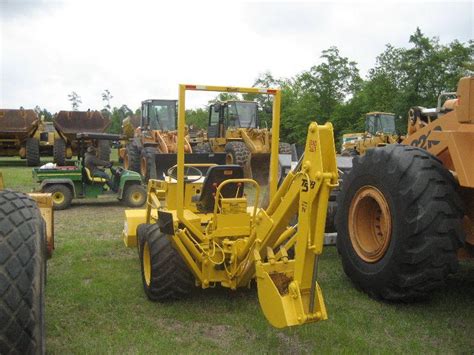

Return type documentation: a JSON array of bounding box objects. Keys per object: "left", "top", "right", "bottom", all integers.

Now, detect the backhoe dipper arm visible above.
[{"left": 239, "top": 122, "right": 338, "bottom": 328}]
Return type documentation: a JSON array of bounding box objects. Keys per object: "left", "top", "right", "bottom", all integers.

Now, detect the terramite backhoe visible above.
[{"left": 123, "top": 85, "right": 339, "bottom": 328}]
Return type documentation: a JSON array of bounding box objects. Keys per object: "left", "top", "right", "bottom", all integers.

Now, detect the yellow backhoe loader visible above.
[
  {"left": 122, "top": 84, "right": 338, "bottom": 328},
  {"left": 336, "top": 76, "right": 474, "bottom": 301}
]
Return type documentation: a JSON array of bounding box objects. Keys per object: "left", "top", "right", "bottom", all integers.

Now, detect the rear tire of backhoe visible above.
[
  {"left": 136, "top": 223, "right": 152, "bottom": 256},
  {"left": 26, "top": 138, "right": 40, "bottom": 166},
  {"left": 139, "top": 225, "right": 194, "bottom": 301},
  {"left": 53, "top": 138, "right": 67, "bottom": 166},
  {"left": 336, "top": 145, "right": 465, "bottom": 301},
  {"left": 0, "top": 190, "right": 46, "bottom": 354},
  {"left": 125, "top": 144, "right": 140, "bottom": 173},
  {"left": 97, "top": 140, "right": 111, "bottom": 161}
]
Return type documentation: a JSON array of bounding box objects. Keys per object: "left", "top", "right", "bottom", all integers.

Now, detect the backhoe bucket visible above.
[{"left": 254, "top": 250, "right": 327, "bottom": 328}]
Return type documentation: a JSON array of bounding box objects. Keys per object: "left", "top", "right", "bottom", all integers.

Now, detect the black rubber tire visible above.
[
  {"left": 193, "top": 142, "right": 212, "bottom": 153},
  {"left": 225, "top": 141, "right": 250, "bottom": 166},
  {"left": 0, "top": 190, "right": 46, "bottom": 354},
  {"left": 140, "top": 147, "right": 157, "bottom": 181},
  {"left": 26, "top": 137, "right": 40, "bottom": 166},
  {"left": 136, "top": 223, "right": 153, "bottom": 256},
  {"left": 53, "top": 138, "right": 67, "bottom": 166},
  {"left": 97, "top": 140, "right": 111, "bottom": 161},
  {"left": 139, "top": 224, "right": 194, "bottom": 301},
  {"left": 336, "top": 145, "right": 465, "bottom": 301},
  {"left": 278, "top": 142, "right": 292, "bottom": 154},
  {"left": 43, "top": 184, "right": 73, "bottom": 210},
  {"left": 122, "top": 184, "right": 146, "bottom": 208},
  {"left": 126, "top": 144, "right": 141, "bottom": 173}
]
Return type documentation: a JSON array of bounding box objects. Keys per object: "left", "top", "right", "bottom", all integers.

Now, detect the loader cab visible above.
[
  {"left": 365, "top": 112, "right": 396, "bottom": 135},
  {"left": 141, "top": 99, "right": 177, "bottom": 132},
  {"left": 207, "top": 101, "right": 259, "bottom": 138}
]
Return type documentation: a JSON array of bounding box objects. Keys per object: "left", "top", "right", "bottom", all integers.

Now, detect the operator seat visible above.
[
  {"left": 195, "top": 165, "right": 244, "bottom": 213},
  {"left": 84, "top": 167, "right": 107, "bottom": 184}
]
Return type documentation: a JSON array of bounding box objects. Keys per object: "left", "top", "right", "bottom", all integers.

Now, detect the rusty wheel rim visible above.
[
  {"left": 140, "top": 156, "right": 147, "bottom": 176},
  {"left": 349, "top": 186, "right": 392, "bottom": 263}
]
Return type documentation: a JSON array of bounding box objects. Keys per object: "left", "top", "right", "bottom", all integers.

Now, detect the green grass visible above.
[{"left": 2, "top": 159, "right": 474, "bottom": 353}]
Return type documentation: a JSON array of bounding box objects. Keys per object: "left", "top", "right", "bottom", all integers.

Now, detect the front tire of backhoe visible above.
[
  {"left": 140, "top": 225, "right": 194, "bottom": 302},
  {"left": 336, "top": 145, "right": 465, "bottom": 301},
  {"left": 0, "top": 190, "right": 46, "bottom": 354}
]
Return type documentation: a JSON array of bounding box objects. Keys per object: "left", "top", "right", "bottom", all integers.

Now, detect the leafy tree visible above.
[
  {"left": 102, "top": 89, "right": 113, "bottom": 111},
  {"left": 68, "top": 91, "right": 82, "bottom": 111},
  {"left": 186, "top": 108, "right": 208, "bottom": 129},
  {"left": 33, "top": 106, "right": 53, "bottom": 121}
]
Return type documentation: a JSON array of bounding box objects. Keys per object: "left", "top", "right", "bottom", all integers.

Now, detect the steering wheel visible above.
[
  {"left": 167, "top": 165, "right": 203, "bottom": 183},
  {"left": 110, "top": 166, "right": 124, "bottom": 175}
]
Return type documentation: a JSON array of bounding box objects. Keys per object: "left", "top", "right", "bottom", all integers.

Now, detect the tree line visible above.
[{"left": 34, "top": 28, "right": 473, "bottom": 145}]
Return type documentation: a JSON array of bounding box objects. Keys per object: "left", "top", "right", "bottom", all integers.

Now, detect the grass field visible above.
[{"left": 2, "top": 156, "right": 474, "bottom": 353}]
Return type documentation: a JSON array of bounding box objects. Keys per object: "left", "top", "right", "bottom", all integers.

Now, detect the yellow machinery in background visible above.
[
  {"left": 195, "top": 100, "right": 292, "bottom": 183},
  {"left": 340, "top": 112, "right": 401, "bottom": 156},
  {"left": 123, "top": 85, "right": 338, "bottom": 328}
]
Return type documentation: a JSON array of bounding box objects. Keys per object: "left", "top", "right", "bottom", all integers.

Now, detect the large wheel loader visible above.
[
  {"left": 122, "top": 99, "right": 222, "bottom": 181},
  {"left": 122, "top": 84, "right": 339, "bottom": 328},
  {"left": 0, "top": 108, "right": 44, "bottom": 166},
  {"left": 196, "top": 100, "right": 292, "bottom": 184},
  {"left": 340, "top": 112, "right": 402, "bottom": 156},
  {"left": 336, "top": 76, "right": 474, "bottom": 301},
  {"left": 53, "top": 110, "right": 111, "bottom": 165},
  {"left": 0, "top": 172, "right": 54, "bottom": 354}
]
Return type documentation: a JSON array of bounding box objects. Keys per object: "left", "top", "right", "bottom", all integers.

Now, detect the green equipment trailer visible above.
[{"left": 33, "top": 132, "right": 146, "bottom": 210}]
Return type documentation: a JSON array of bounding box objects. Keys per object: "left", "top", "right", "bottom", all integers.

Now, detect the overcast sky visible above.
[{"left": 1, "top": 0, "right": 472, "bottom": 112}]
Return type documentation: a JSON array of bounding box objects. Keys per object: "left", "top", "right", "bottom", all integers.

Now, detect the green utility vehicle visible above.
[{"left": 33, "top": 133, "right": 146, "bottom": 210}]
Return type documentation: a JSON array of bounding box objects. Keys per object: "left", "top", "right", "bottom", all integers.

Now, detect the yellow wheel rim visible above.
[
  {"left": 348, "top": 186, "right": 392, "bottom": 263},
  {"left": 52, "top": 191, "right": 65, "bottom": 205},
  {"left": 131, "top": 191, "right": 142, "bottom": 203},
  {"left": 226, "top": 153, "right": 234, "bottom": 165},
  {"left": 143, "top": 241, "right": 151, "bottom": 286}
]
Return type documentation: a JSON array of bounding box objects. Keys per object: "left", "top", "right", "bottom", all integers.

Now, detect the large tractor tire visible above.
[
  {"left": 136, "top": 223, "right": 153, "bottom": 256},
  {"left": 336, "top": 145, "right": 465, "bottom": 301},
  {"left": 225, "top": 141, "right": 250, "bottom": 166},
  {"left": 139, "top": 224, "right": 194, "bottom": 301},
  {"left": 43, "top": 184, "right": 73, "bottom": 210},
  {"left": 193, "top": 142, "right": 212, "bottom": 153},
  {"left": 97, "top": 140, "right": 111, "bottom": 161},
  {"left": 122, "top": 184, "right": 146, "bottom": 208},
  {"left": 125, "top": 144, "right": 140, "bottom": 173},
  {"left": 140, "top": 147, "right": 158, "bottom": 181},
  {"left": 26, "top": 137, "right": 40, "bottom": 166},
  {"left": 53, "top": 138, "right": 67, "bottom": 166},
  {"left": 0, "top": 190, "right": 46, "bottom": 354}
]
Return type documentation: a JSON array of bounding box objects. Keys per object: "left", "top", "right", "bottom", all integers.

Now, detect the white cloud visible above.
[{"left": 1, "top": 0, "right": 472, "bottom": 112}]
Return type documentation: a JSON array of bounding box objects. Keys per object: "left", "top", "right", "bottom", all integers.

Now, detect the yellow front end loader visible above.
[{"left": 123, "top": 84, "right": 338, "bottom": 328}]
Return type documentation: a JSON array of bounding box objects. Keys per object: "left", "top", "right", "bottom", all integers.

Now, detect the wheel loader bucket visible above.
[
  {"left": 153, "top": 153, "right": 227, "bottom": 179},
  {"left": 249, "top": 154, "right": 270, "bottom": 185},
  {"left": 54, "top": 111, "right": 110, "bottom": 141},
  {"left": 0, "top": 109, "right": 38, "bottom": 138},
  {"left": 254, "top": 249, "right": 328, "bottom": 328}
]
